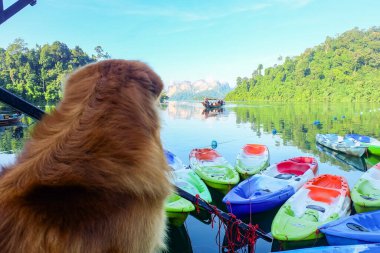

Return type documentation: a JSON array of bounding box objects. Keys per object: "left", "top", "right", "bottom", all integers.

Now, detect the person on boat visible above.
[{"left": 204, "top": 98, "right": 210, "bottom": 107}]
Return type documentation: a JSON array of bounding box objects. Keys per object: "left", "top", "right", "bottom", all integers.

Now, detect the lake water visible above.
[{"left": 1, "top": 101, "right": 380, "bottom": 252}]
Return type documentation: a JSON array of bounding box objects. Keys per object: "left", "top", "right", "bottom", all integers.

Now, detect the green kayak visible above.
[
  {"left": 189, "top": 148, "right": 240, "bottom": 192},
  {"left": 234, "top": 144, "right": 270, "bottom": 179},
  {"left": 272, "top": 174, "right": 351, "bottom": 241},
  {"left": 165, "top": 168, "right": 212, "bottom": 224},
  {"left": 352, "top": 162, "right": 380, "bottom": 213},
  {"left": 369, "top": 146, "right": 380, "bottom": 156}
]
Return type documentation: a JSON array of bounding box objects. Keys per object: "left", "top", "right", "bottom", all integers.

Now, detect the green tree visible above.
[
  {"left": 0, "top": 39, "right": 102, "bottom": 104},
  {"left": 257, "top": 64, "right": 263, "bottom": 76},
  {"left": 226, "top": 27, "right": 380, "bottom": 102},
  {"left": 93, "top": 46, "right": 111, "bottom": 61}
]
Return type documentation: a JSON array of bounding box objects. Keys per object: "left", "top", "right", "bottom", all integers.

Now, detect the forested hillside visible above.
[
  {"left": 226, "top": 27, "right": 380, "bottom": 102},
  {"left": 0, "top": 39, "right": 110, "bottom": 104}
]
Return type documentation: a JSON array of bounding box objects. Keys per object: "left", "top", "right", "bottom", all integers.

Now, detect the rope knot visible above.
[{"left": 194, "top": 194, "right": 200, "bottom": 214}]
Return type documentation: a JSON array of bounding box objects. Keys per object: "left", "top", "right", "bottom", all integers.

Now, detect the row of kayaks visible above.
[
  {"left": 164, "top": 145, "right": 269, "bottom": 224},
  {"left": 164, "top": 145, "right": 271, "bottom": 223},
  {"left": 164, "top": 146, "right": 380, "bottom": 247},
  {"left": 316, "top": 133, "right": 380, "bottom": 157}
]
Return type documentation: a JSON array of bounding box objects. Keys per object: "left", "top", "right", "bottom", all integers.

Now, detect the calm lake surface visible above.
[{"left": 1, "top": 101, "right": 380, "bottom": 252}]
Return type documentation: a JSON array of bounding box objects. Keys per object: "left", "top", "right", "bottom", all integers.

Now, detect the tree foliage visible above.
[
  {"left": 231, "top": 101, "right": 380, "bottom": 169},
  {"left": 0, "top": 39, "right": 109, "bottom": 104},
  {"left": 226, "top": 27, "right": 380, "bottom": 102}
]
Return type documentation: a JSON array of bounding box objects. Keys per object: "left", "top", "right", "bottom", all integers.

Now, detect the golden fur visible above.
[{"left": 0, "top": 60, "right": 172, "bottom": 253}]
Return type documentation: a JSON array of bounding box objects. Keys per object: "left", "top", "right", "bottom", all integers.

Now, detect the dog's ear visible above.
[
  {"left": 97, "top": 60, "right": 163, "bottom": 98},
  {"left": 131, "top": 68, "right": 163, "bottom": 97},
  {"left": 122, "top": 61, "right": 163, "bottom": 98},
  {"left": 99, "top": 61, "right": 113, "bottom": 78}
]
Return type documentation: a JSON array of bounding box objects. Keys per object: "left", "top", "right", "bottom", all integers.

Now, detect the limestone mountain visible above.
[{"left": 167, "top": 80, "right": 231, "bottom": 101}]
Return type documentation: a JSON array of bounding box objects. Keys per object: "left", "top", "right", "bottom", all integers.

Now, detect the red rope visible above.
[
  {"left": 205, "top": 203, "right": 260, "bottom": 253},
  {"left": 226, "top": 200, "right": 233, "bottom": 213},
  {"left": 313, "top": 229, "right": 321, "bottom": 245},
  {"left": 247, "top": 224, "right": 259, "bottom": 252},
  {"left": 195, "top": 194, "right": 200, "bottom": 214}
]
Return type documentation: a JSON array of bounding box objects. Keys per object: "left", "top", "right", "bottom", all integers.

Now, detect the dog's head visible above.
[
  {"left": 27, "top": 60, "right": 166, "bottom": 164},
  {"left": 62, "top": 59, "right": 163, "bottom": 112},
  {"left": 7, "top": 60, "right": 170, "bottom": 202},
  {"left": 52, "top": 60, "right": 164, "bottom": 136}
]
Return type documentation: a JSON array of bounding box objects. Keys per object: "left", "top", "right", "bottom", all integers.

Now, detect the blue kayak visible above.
[
  {"left": 223, "top": 157, "right": 318, "bottom": 217},
  {"left": 346, "top": 133, "right": 372, "bottom": 143},
  {"left": 223, "top": 175, "right": 296, "bottom": 215},
  {"left": 319, "top": 210, "right": 380, "bottom": 245},
  {"left": 276, "top": 243, "right": 380, "bottom": 253}
]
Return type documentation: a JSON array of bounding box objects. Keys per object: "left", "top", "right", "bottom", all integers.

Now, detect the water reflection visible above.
[
  {"left": 366, "top": 154, "right": 380, "bottom": 167},
  {"left": 231, "top": 102, "right": 380, "bottom": 160},
  {"left": 163, "top": 101, "right": 229, "bottom": 120},
  {"left": 0, "top": 124, "right": 28, "bottom": 153},
  {"left": 159, "top": 102, "right": 169, "bottom": 111},
  {"left": 167, "top": 224, "right": 193, "bottom": 253},
  {"left": 202, "top": 108, "right": 226, "bottom": 119},
  {"left": 165, "top": 102, "right": 200, "bottom": 120},
  {"left": 316, "top": 143, "right": 367, "bottom": 172}
]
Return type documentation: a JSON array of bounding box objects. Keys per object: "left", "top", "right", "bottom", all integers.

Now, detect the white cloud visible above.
[{"left": 276, "top": 0, "right": 312, "bottom": 8}]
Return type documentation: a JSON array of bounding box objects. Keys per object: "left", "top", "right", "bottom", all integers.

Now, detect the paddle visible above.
[{"left": 0, "top": 87, "right": 273, "bottom": 244}]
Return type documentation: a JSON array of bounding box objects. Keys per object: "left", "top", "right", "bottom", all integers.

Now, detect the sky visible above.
[{"left": 1, "top": 0, "right": 380, "bottom": 88}]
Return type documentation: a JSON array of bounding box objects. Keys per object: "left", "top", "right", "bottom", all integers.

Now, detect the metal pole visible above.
[
  {"left": 0, "top": 87, "right": 44, "bottom": 120},
  {"left": 0, "top": 0, "right": 37, "bottom": 25}
]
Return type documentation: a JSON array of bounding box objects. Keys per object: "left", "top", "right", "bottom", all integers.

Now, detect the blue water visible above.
[
  {"left": 160, "top": 102, "right": 380, "bottom": 253},
  {"left": 2, "top": 101, "right": 380, "bottom": 252}
]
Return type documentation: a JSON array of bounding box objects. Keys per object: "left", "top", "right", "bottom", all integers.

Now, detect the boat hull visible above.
[
  {"left": 316, "top": 134, "right": 366, "bottom": 157},
  {"left": 223, "top": 176, "right": 296, "bottom": 216},
  {"left": 0, "top": 114, "right": 23, "bottom": 126},
  {"left": 319, "top": 210, "right": 380, "bottom": 246}
]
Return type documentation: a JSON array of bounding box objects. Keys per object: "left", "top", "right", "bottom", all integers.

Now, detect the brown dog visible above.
[{"left": 0, "top": 60, "right": 172, "bottom": 253}]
